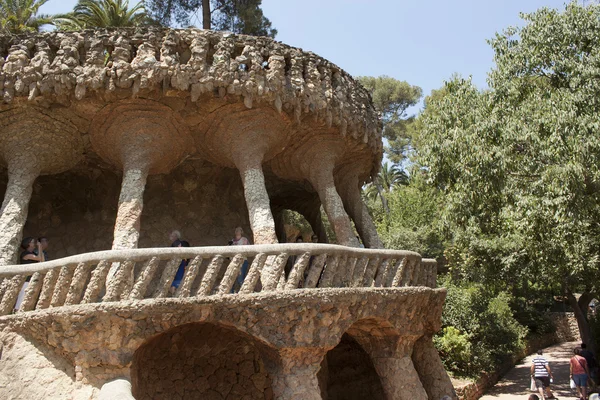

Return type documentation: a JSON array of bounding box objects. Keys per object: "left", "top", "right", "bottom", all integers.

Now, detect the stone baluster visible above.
[
  {"left": 64, "top": 262, "right": 91, "bottom": 305},
  {"left": 105, "top": 260, "right": 136, "bottom": 301},
  {"left": 217, "top": 254, "right": 245, "bottom": 294},
  {"left": 50, "top": 265, "right": 76, "bottom": 307},
  {"left": 176, "top": 255, "right": 202, "bottom": 298},
  {"left": 384, "top": 258, "right": 402, "bottom": 287},
  {"left": 18, "top": 271, "right": 44, "bottom": 311},
  {"left": 374, "top": 258, "right": 392, "bottom": 287},
  {"left": 361, "top": 256, "right": 382, "bottom": 287},
  {"left": 304, "top": 253, "right": 327, "bottom": 288},
  {"left": 153, "top": 258, "right": 183, "bottom": 298},
  {"left": 239, "top": 253, "right": 268, "bottom": 294},
  {"left": 392, "top": 258, "right": 408, "bottom": 287},
  {"left": 129, "top": 257, "right": 160, "bottom": 300},
  {"left": 260, "top": 253, "right": 288, "bottom": 291},
  {"left": 351, "top": 256, "right": 370, "bottom": 287},
  {"left": 318, "top": 254, "right": 340, "bottom": 288},
  {"left": 36, "top": 268, "right": 59, "bottom": 309},
  {"left": 197, "top": 255, "right": 225, "bottom": 296},
  {"left": 82, "top": 260, "right": 111, "bottom": 303},
  {"left": 0, "top": 275, "right": 26, "bottom": 315},
  {"left": 285, "top": 252, "right": 311, "bottom": 290},
  {"left": 264, "top": 348, "right": 326, "bottom": 400}
]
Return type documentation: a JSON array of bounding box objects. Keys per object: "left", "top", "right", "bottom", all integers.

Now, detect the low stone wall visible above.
[
  {"left": 548, "top": 312, "right": 580, "bottom": 342},
  {"left": 455, "top": 312, "right": 579, "bottom": 400}
]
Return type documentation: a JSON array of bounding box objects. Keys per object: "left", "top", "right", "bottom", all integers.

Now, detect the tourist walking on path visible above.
[
  {"left": 580, "top": 343, "right": 598, "bottom": 388},
  {"left": 531, "top": 349, "right": 556, "bottom": 400},
  {"left": 570, "top": 347, "right": 590, "bottom": 400},
  {"left": 480, "top": 341, "right": 585, "bottom": 400}
]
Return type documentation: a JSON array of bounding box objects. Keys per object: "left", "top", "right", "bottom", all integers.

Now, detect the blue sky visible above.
[{"left": 41, "top": 0, "right": 570, "bottom": 112}]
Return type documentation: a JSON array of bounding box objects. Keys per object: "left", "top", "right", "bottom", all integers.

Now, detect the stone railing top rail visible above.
[
  {"left": 0, "top": 28, "right": 383, "bottom": 168},
  {"left": 0, "top": 244, "right": 437, "bottom": 316},
  {"left": 0, "top": 243, "right": 420, "bottom": 277}
]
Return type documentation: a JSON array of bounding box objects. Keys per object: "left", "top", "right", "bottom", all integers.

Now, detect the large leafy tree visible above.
[
  {"left": 53, "top": 0, "right": 149, "bottom": 30},
  {"left": 358, "top": 76, "right": 422, "bottom": 164},
  {"left": 145, "top": 0, "right": 276, "bottom": 37},
  {"left": 417, "top": 2, "right": 600, "bottom": 350},
  {"left": 0, "top": 0, "right": 53, "bottom": 34}
]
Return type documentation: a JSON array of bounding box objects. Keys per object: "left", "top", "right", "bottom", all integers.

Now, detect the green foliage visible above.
[
  {"left": 436, "top": 280, "right": 528, "bottom": 377},
  {"left": 145, "top": 0, "right": 276, "bottom": 37},
  {"left": 53, "top": 0, "right": 149, "bottom": 30},
  {"left": 433, "top": 327, "right": 472, "bottom": 373},
  {"left": 416, "top": 2, "right": 600, "bottom": 299},
  {"left": 0, "top": 0, "right": 53, "bottom": 34},
  {"left": 368, "top": 177, "right": 445, "bottom": 258},
  {"left": 363, "top": 161, "right": 408, "bottom": 208},
  {"left": 358, "top": 76, "right": 422, "bottom": 163}
]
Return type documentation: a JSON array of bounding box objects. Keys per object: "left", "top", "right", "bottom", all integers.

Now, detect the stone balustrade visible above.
[{"left": 0, "top": 244, "right": 436, "bottom": 316}]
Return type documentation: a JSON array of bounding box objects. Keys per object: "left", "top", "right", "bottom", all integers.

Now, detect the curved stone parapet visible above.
[{"left": 0, "top": 244, "right": 436, "bottom": 315}]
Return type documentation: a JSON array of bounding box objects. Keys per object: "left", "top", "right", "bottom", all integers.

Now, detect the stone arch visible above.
[
  {"left": 319, "top": 317, "right": 429, "bottom": 400},
  {"left": 130, "top": 322, "right": 276, "bottom": 400},
  {"left": 317, "top": 317, "right": 395, "bottom": 400}
]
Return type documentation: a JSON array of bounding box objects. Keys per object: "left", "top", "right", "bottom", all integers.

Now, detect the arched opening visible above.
[
  {"left": 318, "top": 324, "right": 387, "bottom": 400},
  {"left": 131, "top": 322, "right": 274, "bottom": 400}
]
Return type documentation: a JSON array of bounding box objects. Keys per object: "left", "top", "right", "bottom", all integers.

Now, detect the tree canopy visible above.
[
  {"left": 53, "top": 0, "right": 149, "bottom": 30},
  {"left": 416, "top": 2, "right": 600, "bottom": 348},
  {"left": 145, "top": 0, "right": 276, "bottom": 37},
  {"left": 358, "top": 76, "right": 422, "bottom": 164},
  {"left": 0, "top": 0, "right": 53, "bottom": 34}
]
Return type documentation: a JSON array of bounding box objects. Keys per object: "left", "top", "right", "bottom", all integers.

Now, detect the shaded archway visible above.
[
  {"left": 318, "top": 332, "right": 385, "bottom": 400},
  {"left": 131, "top": 322, "right": 274, "bottom": 400}
]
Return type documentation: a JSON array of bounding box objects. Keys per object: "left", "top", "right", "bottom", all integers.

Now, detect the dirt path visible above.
[{"left": 480, "top": 341, "right": 590, "bottom": 400}]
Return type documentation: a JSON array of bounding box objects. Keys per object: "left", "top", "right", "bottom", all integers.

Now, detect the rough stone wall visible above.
[
  {"left": 132, "top": 323, "right": 272, "bottom": 400},
  {"left": 548, "top": 312, "right": 580, "bottom": 342},
  {"left": 318, "top": 333, "right": 385, "bottom": 400},
  {"left": 0, "top": 332, "right": 83, "bottom": 399},
  {"left": 8, "top": 159, "right": 250, "bottom": 258}
]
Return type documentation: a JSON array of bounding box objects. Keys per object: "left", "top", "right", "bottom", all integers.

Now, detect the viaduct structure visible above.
[{"left": 0, "top": 28, "right": 455, "bottom": 399}]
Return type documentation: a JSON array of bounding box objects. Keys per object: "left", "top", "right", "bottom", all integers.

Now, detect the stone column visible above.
[
  {"left": 233, "top": 152, "right": 278, "bottom": 244},
  {"left": 352, "top": 334, "right": 428, "bottom": 400},
  {"left": 337, "top": 173, "right": 383, "bottom": 248},
  {"left": 111, "top": 160, "right": 149, "bottom": 250},
  {"left": 264, "top": 348, "right": 326, "bottom": 400},
  {"left": 309, "top": 162, "right": 358, "bottom": 247},
  {"left": 0, "top": 159, "right": 39, "bottom": 266},
  {"left": 412, "top": 335, "right": 457, "bottom": 400}
]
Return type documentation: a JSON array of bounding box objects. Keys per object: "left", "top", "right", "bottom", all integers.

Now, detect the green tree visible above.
[
  {"left": 417, "top": 2, "right": 600, "bottom": 350},
  {"left": 53, "top": 0, "right": 149, "bottom": 30},
  {"left": 358, "top": 76, "right": 422, "bottom": 164},
  {"left": 145, "top": 0, "right": 276, "bottom": 37},
  {"left": 0, "top": 0, "right": 53, "bottom": 34},
  {"left": 363, "top": 161, "right": 408, "bottom": 213}
]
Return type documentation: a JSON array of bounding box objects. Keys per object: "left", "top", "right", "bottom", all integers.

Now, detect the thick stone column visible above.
[
  {"left": 111, "top": 161, "right": 149, "bottom": 250},
  {"left": 233, "top": 152, "right": 278, "bottom": 244},
  {"left": 350, "top": 330, "right": 428, "bottom": 400},
  {"left": 412, "top": 335, "right": 457, "bottom": 400},
  {"left": 0, "top": 160, "right": 39, "bottom": 265},
  {"left": 337, "top": 170, "right": 383, "bottom": 248},
  {"left": 264, "top": 348, "right": 326, "bottom": 400}
]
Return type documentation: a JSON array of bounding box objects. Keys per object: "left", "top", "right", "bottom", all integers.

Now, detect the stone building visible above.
[{"left": 0, "top": 28, "right": 456, "bottom": 399}]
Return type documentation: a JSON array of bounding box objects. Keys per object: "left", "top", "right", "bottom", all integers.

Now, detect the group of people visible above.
[{"left": 530, "top": 343, "right": 598, "bottom": 400}]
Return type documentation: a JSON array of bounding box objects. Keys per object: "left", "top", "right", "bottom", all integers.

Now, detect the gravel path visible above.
[{"left": 480, "top": 341, "right": 591, "bottom": 400}]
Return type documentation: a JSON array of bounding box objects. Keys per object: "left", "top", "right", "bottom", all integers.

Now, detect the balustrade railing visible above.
[{"left": 0, "top": 244, "right": 437, "bottom": 316}]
